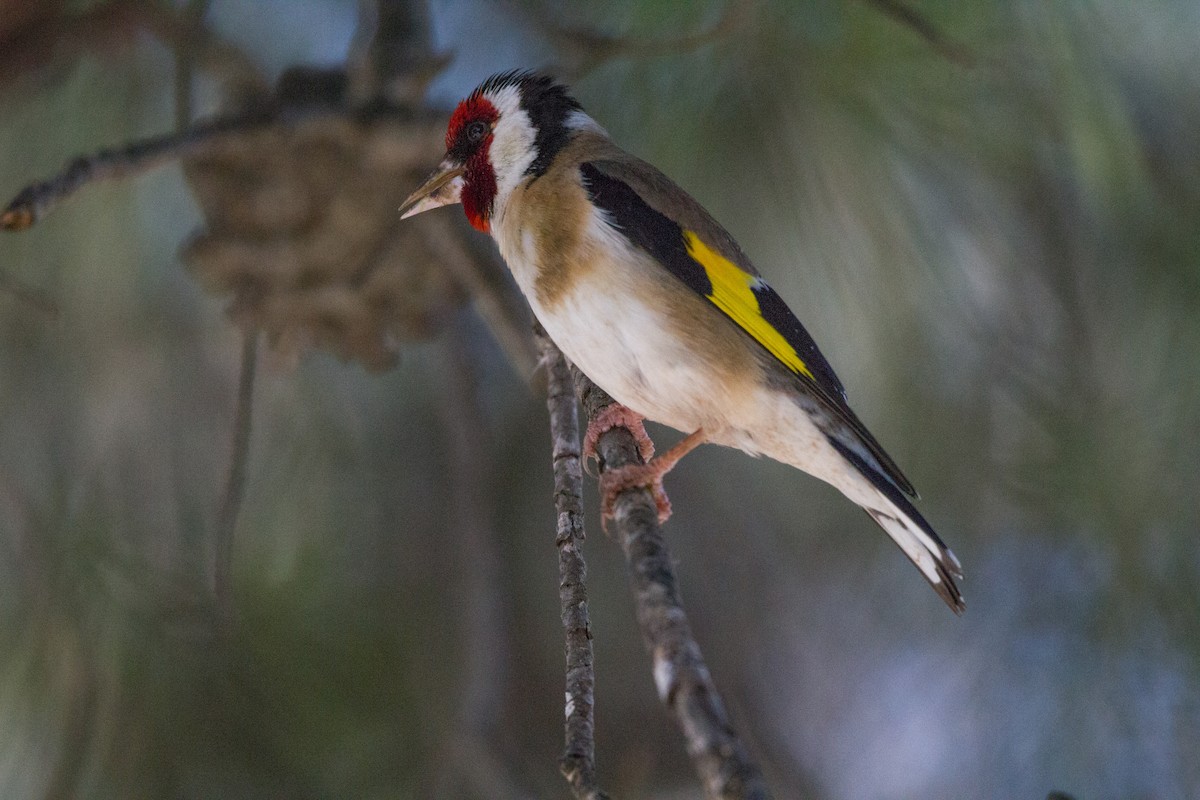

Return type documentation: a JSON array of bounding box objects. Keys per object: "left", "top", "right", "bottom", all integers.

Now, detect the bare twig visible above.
[
  {"left": 173, "top": 0, "right": 215, "bottom": 129},
  {"left": 174, "top": 0, "right": 246, "bottom": 632},
  {"left": 0, "top": 0, "right": 264, "bottom": 98},
  {"left": 535, "top": 326, "right": 609, "bottom": 800},
  {"left": 572, "top": 371, "right": 772, "bottom": 800},
  {"left": 506, "top": 0, "right": 750, "bottom": 78},
  {"left": 437, "top": 316, "right": 522, "bottom": 797},
  {"left": 1, "top": 112, "right": 274, "bottom": 231},
  {"left": 861, "top": 0, "right": 974, "bottom": 66},
  {"left": 142, "top": 1, "right": 267, "bottom": 100},
  {"left": 347, "top": 0, "right": 449, "bottom": 105},
  {"left": 213, "top": 329, "right": 259, "bottom": 630},
  {"left": 0, "top": 269, "right": 58, "bottom": 317}
]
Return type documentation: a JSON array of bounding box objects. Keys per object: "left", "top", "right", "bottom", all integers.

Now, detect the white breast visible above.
[
  {"left": 495, "top": 205, "right": 721, "bottom": 434},
  {"left": 547, "top": 277, "right": 710, "bottom": 431},
  {"left": 494, "top": 192, "right": 875, "bottom": 505}
]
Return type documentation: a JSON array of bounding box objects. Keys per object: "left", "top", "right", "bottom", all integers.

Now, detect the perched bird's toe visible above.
[
  {"left": 599, "top": 462, "right": 673, "bottom": 527},
  {"left": 582, "top": 403, "right": 655, "bottom": 468}
]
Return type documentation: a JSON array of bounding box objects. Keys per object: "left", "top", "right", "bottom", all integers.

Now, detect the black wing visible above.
[{"left": 580, "top": 159, "right": 918, "bottom": 498}]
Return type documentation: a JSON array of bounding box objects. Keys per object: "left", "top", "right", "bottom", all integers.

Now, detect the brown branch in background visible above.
[
  {"left": 535, "top": 326, "right": 609, "bottom": 800},
  {"left": 0, "top": 269, "right": 58, "bottom": 317},
  {"left": 0, "top": 112, "right": 274, "bottom": 231},
  {"left": 173, "top": 0, "right": 215, "bottom": 129},
  {"left": 506, "top": 0, "right": 751, "bottom": 78},
  {"left": 572, "top": 371, "right": 773, "bottom": 800},
  {"left": 347, "top": 0, "right": 450, "bottom": 105},
  {"left": 138, "top": 2, "right": 266, "bottom": 100},
  {"left": 213, "top": 329, "right": 259, "bottom": 631},
  {"left": 437, "top": 316, "right": 528, "bottom": 799},
  {"left": 0, "top": 0, "right": 265, "bottom": 98},
  {"left": 861, "top": 0, "right": 974, "bottom": 66},
  {"left": 171, "top": 0, "right": 255, "bottom": 633}
]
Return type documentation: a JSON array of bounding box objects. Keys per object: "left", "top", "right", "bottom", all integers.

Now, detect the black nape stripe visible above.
[
  {"left": 579, "top": 163, "right": 712, "bottom": 297},
  {"left": 514, "top": 74, "right": 582, "bottom": 177}
]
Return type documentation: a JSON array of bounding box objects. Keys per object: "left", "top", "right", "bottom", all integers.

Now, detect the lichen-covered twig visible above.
[
  {"left": 573, "top": 369, "right": 772, "bottom": 800},
  {"left": 537, "top": 326, "right": 609, "bottom": 800}
]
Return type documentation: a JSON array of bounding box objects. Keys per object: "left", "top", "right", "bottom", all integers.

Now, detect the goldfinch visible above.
[{"left": 400, "top": 70, "right": 964, "bottom": 613}]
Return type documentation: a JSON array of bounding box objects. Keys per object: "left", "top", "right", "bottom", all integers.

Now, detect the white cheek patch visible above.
[{"left": 486, "top": 85, "right": 537, "bottom": 203}]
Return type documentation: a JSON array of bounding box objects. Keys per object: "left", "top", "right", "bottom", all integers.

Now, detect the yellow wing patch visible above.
[{"left": 682, "top": 231, "right": 815, "bottom": 381}]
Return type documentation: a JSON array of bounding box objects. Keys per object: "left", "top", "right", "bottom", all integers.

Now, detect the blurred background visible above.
[{"left": 2, "top": 1, "right": 1198, "bottom": 798}]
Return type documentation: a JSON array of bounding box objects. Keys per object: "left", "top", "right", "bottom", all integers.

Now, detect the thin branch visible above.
[
  {"left": 535, "top": 326, "right": 609, "bottom": 800},
  {"left": 213, "top": 329, "right": 259, "bottom": 631},
  {"left": 347, "top": 0, "right": 449, "bottom": 105},
  {"left": 1, "top": 112, "right": 274, "bottom": 231},
  {"left": 173, "top": 0, "right": 215, "bottom": 129},
  {"left": 0, "top": 0, "right": 265, "bottom": 99},
  {"left": 140, "top": 1, "right": 268, "bottom": 100},
  {"left": 573, "top": 370, "right": 773, "bottom": 800},
  {"left": 0, "top": 269, "right": 58, "bottom": 317},
  {"left": 506, "top": 0, "right": 750, "bottom": 78},
  {"left": 436, "top": 316, "right": 527, "bottom": 798},
  {"left": 861, "top": 0, "right": 974, "bottom": 66}
]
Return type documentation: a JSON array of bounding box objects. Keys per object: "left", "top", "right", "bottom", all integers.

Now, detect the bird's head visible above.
[{"left": 399, "top": 70, "right": 597, "bottom": 233}]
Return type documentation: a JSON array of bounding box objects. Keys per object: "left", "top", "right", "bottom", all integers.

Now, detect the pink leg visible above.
[
  {"left": 582, "top": 403, "right": 655, "bottom": 469},
  {"left": 600, "top": 428, "right": 707, "bottom": 525}
]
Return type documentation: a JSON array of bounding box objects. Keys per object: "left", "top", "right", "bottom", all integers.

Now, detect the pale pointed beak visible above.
[{"left": 399, "top": 159, "right": 466, "bottom": 219}]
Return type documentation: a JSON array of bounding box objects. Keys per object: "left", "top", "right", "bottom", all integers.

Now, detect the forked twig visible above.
[{"left": 573, "top": 370, "right": 772, "bottom": 800}]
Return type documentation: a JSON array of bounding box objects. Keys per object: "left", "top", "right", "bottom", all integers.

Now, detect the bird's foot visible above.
[
  {"left": 599, "top": 461, "right": 673, "bottom": 526},
  {"left": 597, "top": 428, "right": 707, "bottom": 529},
  {"left": 582, "top": 404, "right": 654, "bottom": 475}
]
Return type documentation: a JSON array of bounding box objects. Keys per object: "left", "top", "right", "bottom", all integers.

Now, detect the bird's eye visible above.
[{"left": 466, "top": 120, "right": 489, "bottom": 144}]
